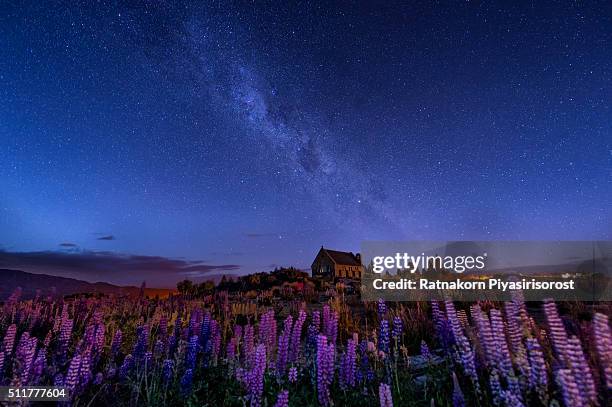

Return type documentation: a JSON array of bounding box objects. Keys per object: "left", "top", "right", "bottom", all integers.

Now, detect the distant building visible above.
[{"left": 311, "top": 246, "right": 363, "bottom": 281}]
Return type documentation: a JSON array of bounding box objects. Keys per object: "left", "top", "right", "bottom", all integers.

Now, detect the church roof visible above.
[{"left": 320, "top": 247, "right": 361, "bottom": 266}]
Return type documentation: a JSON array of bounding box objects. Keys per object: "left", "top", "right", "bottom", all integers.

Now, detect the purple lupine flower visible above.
[
  {"left": 316, "top": 334, "right": 334, "bottom": 406},
  {"left": 180, "top": 368, "right": 194, "bottom": 396},
  {"left": 322, "top": 306, "right": 338, "bottom": 345},
  {"left": 592, "top": 312, "right": 612, "bottom": 390},
  {"left": 470, "top": 305, "right": 495, "bottom": 367},
  {"left": 340, "top": 339, "right": 357, "bottom": 389},
  {"left": 307, "top": 324, "right": 319, "bottom": 349},
  {"left": 106, "top": 367, "right": 116, "bottom": 379},
  {"left": 14, "top": 333, "right": 36, "bottom": 384},
  {"left": 489, "top": 370, "right": 503, "bottom": 406},
  {"left": 248, "top": 344, "right": 266, "bottom": 407},
  {"left": 555, "top": 368, "right": 582, "bottom": 407},
  {"left": 543, "top": 299, "right": 569, "bottom": 363},
  {"left": 65, "top": 355, "right": 82, "bottom": 391},
  {"left": 289, "top": 310, "right": 306, "bottom": 362},
  {"left": 420, "top": 340, "right": 431, "bottom": 359},
  {"left": 133, "top": 325, "right": 150, "bottom": 362},
  {"left": 162, "top": 359, "right": 174, "bottom": 384},
  {"left": 244, "top": 324, "right": 254, "bottom": 356},
  {"left": 233, "top": 324, "right": 243, "bottom": 342},
  {"left": 111, "top": 329, "right": 122, "bottom": 358},
  {"left": 312, "top": 311, "right": 321, "bottom": 332},
  {"left": 446, "top": 301, "right": 479, "bottom": 394},
  {"left": 277, "top": 315, "right": 293, "bottom": 375},
  {"left": 59, "top": 319, "right": 74, "bottom": 349},
  {"left": 391, "top": 316, "right": 403, "bottom": 342},
  {"left": 79, "top": 349, "right": 92, "bottom": 387},
  {"left": 503, "top": 301, "right": 524, "bottom": 355},
  {"left": 119, "top": 354, "right": 134, "bottom": 380},
  {"left": 188, "top": 309, "right": 201, "bottom": 337},
  {"left": 378, "top": 319, "right": 390, "bottom": 354},
  {"left": 167, "top": 334, "right": 177, "bottom": 358},
  {"left": 210, "top": 320, "right": 221, "bottom": 360},
  {"left": 358, "top": 339, "right": 374, "bottom": 384},
  {"left": 501, "top": 391, "right": 525, "bottom": 407},
  {"left": 93, "top": 321, "right": 105, "bottom": 354},
  {"left": 54, "top": 373, "right": 64, "bottom": 387},
  {"left": 259, "top": 310, "right": 277, "bottom": 353},
  {"left": 185, "top": 335, "right": 199, "bottom": 370},
  {"left": 288, "top": 366, "right": 298, "bottom": 383},
  {"left": 378, "top": 382, "right": 393, "bottom": 407},
  {"left": 566, "top": 335, "right": 597, "bottom": 404},
  {"left": 489, "top": 308, "right": 513, "bottom": 377},
  {"left": 227, "top": 337, "right": 237, "bottom": 360},
  {"left": 431, "top": 300, "right": 453, "bottom": 350},
  {"left": 451, "top": 372, "right": 466, "bottom": 407},
  {"left": 143, "top": 351, "right": 153, "bottom": 367},
  {"left": 0, "top": 351, "right": 4, "bottom": 378},
  {"left": 174, "top": 312, "right": 183, "bottom": 339},
  {"left": 2, "top": 324, "right": 17, "bottom": 356},
  {"left": 526, "top": 338, "right": 548, "bottom": 403},
  {"left": 159, "top": 316, "right": 168, "bottom": 339},
  {"left": 154, "top": 339, "right": 165, "bottom": 358},
  {"left": 273, "top": 389, "right": 289, "bottom": 407},
  {"left": 93, "top": 372, "right": 104, "bottom": 385},
  {"left": 377, "top": 299, "right": 387, "bottom": 317}
]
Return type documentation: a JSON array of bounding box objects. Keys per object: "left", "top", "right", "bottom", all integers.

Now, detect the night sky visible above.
[{"left": 1, "top": 2, "right": 611, "bottom": 287}]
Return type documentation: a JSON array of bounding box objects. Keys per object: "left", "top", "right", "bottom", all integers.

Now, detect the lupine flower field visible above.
[{"left": 0, "top": 287, "right": 610, "bottom": 406}]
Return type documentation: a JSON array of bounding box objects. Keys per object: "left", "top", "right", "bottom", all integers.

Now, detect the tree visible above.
[{"left": 177, "top": 279, "right": 194, "bottom": 296}]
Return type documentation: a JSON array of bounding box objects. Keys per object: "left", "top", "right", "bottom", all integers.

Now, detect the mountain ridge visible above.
[{"left": 0, "top": 268, "right": 175, "bottom": 299}]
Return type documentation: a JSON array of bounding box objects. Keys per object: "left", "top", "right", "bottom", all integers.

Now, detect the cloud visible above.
[
  {"left": 59, "top": 242, "right": 78, "bottom": 247},
  {"left": 97, "top": 235, "right": 116, "bottom": 241},
  {"left": 0, "top": 249, "right": 240, "bottom": 287}
]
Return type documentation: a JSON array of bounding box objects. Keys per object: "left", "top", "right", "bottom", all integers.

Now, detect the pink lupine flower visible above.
[
  {"left": 2, "top": 324, "right": 17, "bottom": 356},
  {"left": 378, "top": 382, "right": 393, "bottom": 407},
  {"left": 79, "top": 349, "right": 92, "bottom": 387},
  {"left": 489, "top": 308, "right": 513, "bottom": 377},
  {"left": 503, "top": 301, "right": 524, "bottom": 355},
  {"left": 566, "top": 335, "right": 597, "bottom": 404},
  {"left": 543, "top": 299, "right": 569, "bottom": 363},
  {"left": 65, "top": 354, "right": 82, "bottom": 391},
  {"left": 555, "top": 368, "right": 582, "bottom": 406},
  {"left": 526, "top": 338, "right": 548, "bottom": 404},
  {"left": 592, "top": 312, "right": 612, "bottom": 390},
  {"left": 470, "top": 305, "right": 495, "bottom": 366},
  {"left": 15, "top": 334, "right": 36, "bottom": 384},
  {"left": 446, "top": 301, "right": 480, "bottom": 393}
]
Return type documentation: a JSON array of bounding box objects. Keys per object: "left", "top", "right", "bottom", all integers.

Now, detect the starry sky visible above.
[{"left": 1, "top": 2, "right": 610, "bottom": 287}]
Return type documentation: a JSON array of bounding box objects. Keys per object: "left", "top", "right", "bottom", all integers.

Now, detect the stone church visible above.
[{"left": 311, "top": 246, "right": 363, "bottom": 281}]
